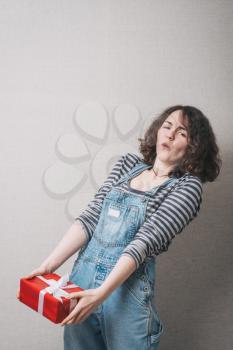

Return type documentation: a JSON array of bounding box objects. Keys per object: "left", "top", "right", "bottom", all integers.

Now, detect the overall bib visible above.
[{"left": 64, "top": 162, "right": 176, "bottom": 350}]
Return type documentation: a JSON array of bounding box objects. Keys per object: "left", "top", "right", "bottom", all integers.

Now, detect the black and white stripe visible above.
[{"left": 75, "top": 152, "right": 203, "bottom": 268}]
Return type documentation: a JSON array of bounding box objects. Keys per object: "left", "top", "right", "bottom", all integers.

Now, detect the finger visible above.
[
  {"left": 22, "top": 273, "right": 37, "bottom": 279},
  {"left": 61, "top": 315, "right": 76, "bottom": 326},
  {"left": 61, "top": 307, "right": 81, "bottom": 326},
  {"left": 68, "top": 310, "right": 85, "bottom": 325},
  {"left": 72, "top": 303, "right": 95, "bottom": 324},
  {"left": 69, "top": 301, "right": 96, "bottom": 325},
  {"left": 78, "top": 314, "right": 89, "bottom": 324},
  {"left": 61, "top": 301, "right": 88, "bottom": 326},
  {"left": 68, "top": 291, "right": 86, "bottom": 299},
  {"left": 74, "top": 307, "right": 92, "bottom": 324},
  {"left": 66, "top": 317, "right": 76, "bottom": 325},
  {"left": 23, "top": 268, "right": 44, "bottom": 279},
  {"left": 74, "top": 313, "right": 85, "bottom": 324}
]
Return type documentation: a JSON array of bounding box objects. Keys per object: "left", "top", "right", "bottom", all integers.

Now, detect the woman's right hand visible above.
[{"left": 16, "top": 265, "right": 54, "bottom": 300}]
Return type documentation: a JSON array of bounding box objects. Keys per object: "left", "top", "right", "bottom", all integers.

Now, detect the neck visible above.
[{"left": 152, "top": 159, "right": 174, "bottom": 177}]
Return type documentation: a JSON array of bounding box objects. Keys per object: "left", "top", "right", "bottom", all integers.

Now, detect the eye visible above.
[
  {"left": 179, "top": 131, "right": 187, "bottom": 137},
  {"left": 162, "top": 125, "right": 187, "bottom": 137}
]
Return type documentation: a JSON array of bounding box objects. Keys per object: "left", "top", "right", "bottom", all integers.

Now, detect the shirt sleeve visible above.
[
  {"left": 73, "top": 153, "right": 128, "bottom": 242},
  {"left": 121, "top": 175, "right": 203, "bottom": 269}
]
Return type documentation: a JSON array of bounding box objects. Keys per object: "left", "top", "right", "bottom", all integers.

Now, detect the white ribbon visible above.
[{"left": 37, "top": 273, "right": 78, "bottom": 315}]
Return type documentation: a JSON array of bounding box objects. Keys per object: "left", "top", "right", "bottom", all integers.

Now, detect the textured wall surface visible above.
[{"left": 1, "top": 1, "right": 232, "bottom": 349}]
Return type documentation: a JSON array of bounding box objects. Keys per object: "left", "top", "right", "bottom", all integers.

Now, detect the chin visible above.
[{"left": 158, "top": 153, "right": 170, "bottom": 160}]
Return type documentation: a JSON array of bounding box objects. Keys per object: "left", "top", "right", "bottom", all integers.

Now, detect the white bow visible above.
[{"left": 37, "top": 273, "right": 78, "bottom": 315}]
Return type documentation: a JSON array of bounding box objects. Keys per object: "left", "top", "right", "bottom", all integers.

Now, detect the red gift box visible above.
[{"left": 19, "top": 273, "right": 83, "bottom": 324}]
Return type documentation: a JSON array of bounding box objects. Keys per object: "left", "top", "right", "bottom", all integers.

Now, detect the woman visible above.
[{"left": 17, "top": 105, "right": 221, "bottom": 349}]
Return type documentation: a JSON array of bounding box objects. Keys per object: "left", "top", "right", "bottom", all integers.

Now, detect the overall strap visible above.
[
  {"left": 114, "top": 162, "right": 151, "bottom": 187},
  {"left": 114, "top": 160, "right": 178, "bottom": 194},
  {"left": 148, "top": 176, "right": 177, "bottom": 196}
]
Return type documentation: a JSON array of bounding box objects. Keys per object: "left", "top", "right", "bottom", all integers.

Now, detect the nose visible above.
[{"left": 167, "top": 129, "right": 175, "bottom": 140}]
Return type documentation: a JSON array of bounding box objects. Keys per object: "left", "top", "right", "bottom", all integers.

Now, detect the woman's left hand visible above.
[{"left": 60, "top": 287, "right": 106, "bottom": 326}]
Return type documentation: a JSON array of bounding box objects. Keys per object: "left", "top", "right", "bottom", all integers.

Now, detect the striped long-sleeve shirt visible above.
[{"left": 74, "top": 152, "right": 203, "bottom": 269}]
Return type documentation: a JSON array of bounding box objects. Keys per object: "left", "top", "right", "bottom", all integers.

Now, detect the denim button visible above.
[{"left": 143, "top": 286, "right": 149, "bottom": 292}]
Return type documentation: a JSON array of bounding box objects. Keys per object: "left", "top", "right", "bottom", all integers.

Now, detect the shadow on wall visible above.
[{"left": 41, "top": 100, "right": 150, "bottom": 221}]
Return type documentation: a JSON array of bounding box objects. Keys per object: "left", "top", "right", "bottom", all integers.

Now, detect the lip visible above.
[{"left": 161, "top": 143, "right": 171, "bottom": 149}]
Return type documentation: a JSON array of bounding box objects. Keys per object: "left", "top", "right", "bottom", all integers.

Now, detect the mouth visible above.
[{"left": 161, "top": 143, "right": 170, "bottom": 150}]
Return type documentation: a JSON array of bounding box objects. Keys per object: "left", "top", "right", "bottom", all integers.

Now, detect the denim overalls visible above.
[{"left": 64, "top": 162, "right": 176, "bottom": 350}]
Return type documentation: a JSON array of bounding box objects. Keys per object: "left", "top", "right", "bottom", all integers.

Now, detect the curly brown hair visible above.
[{"left": 138, "top": 105, "right": 222, "bottom": 183}]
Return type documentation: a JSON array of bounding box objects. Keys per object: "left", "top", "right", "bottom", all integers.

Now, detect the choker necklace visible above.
[{"left": 152, "top": 167, "right": 170, "bottom": 178}]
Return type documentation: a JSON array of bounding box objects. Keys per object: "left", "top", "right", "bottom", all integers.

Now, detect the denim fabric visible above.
[{"left": 64, "top": 162, "right": 176, "bottom": 350}]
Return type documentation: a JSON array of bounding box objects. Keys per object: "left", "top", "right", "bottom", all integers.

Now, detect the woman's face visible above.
[{"left": 156, "top": 110, "right": 190, "bottom": 167}]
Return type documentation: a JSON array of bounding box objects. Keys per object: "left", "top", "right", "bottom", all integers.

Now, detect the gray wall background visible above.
[{"left": 1, "top": 1, "right": 232, "bottom": 349}]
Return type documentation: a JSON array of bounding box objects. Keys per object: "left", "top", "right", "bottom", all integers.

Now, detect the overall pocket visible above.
[
  {"left": 96, "top": 201, "right": 140, "bottom": 246},
  {"left": 124, "top": 266, "right": 152, "bottom": 307},
  {"left": 147, "top": 301, "right": 164, "bottom": 348}
]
